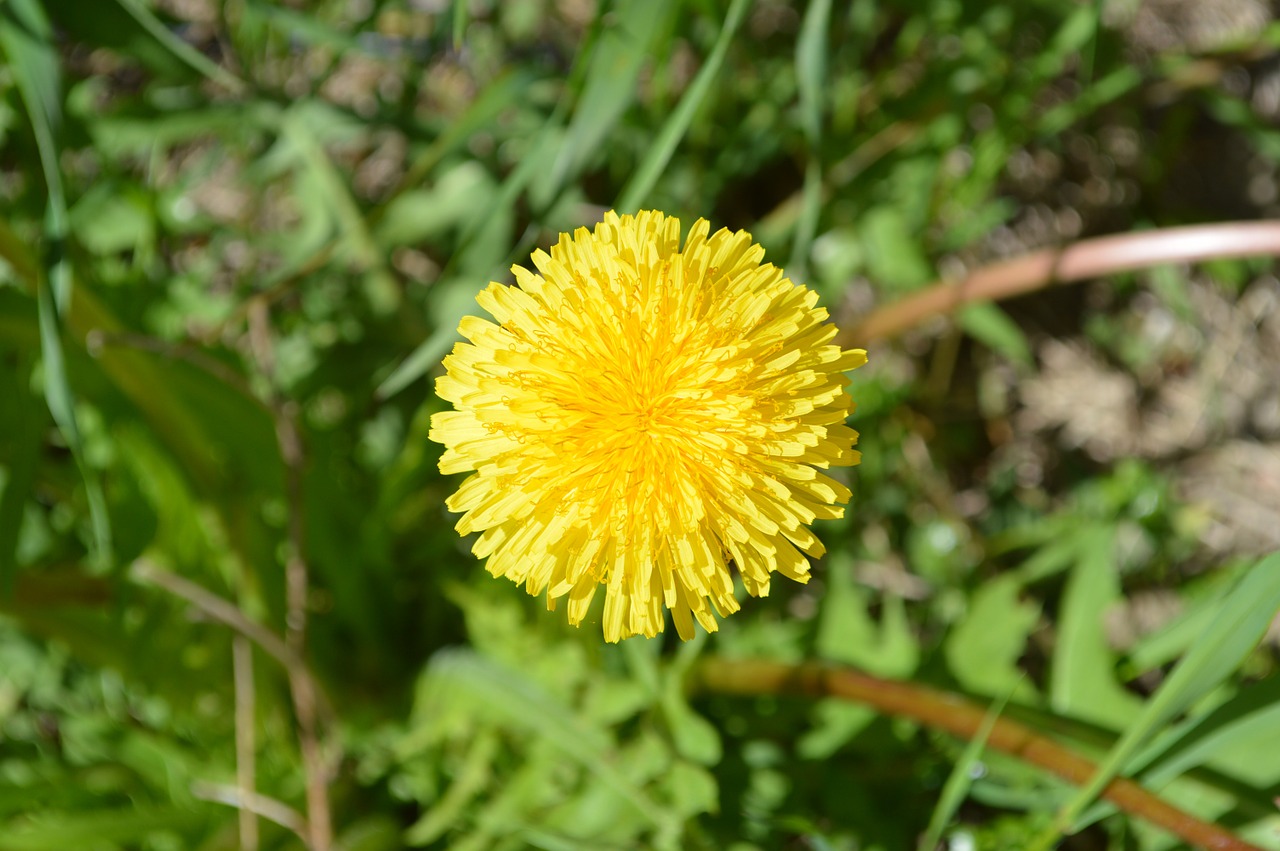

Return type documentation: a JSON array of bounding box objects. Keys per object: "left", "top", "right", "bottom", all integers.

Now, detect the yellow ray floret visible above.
[{"left": 429, "top": 210, "right": 866, "bottom": 642}]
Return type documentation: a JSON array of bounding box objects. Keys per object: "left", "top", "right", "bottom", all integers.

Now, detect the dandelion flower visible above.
[{"left": 429, "top": 210, "right": 866, "bottom": 642}]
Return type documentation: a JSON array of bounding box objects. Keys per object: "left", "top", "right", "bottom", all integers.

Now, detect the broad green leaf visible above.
[
  {"left": 1049, "top": 526, "right": 1141, "bottom": 728},
  {"left": 859, "top": 206, "right": 934, "bottom": 291},
  {"left": 68, "top": 288, "right": 260, "bottom": 493},
  {"left": 68, "top": 182, "right": 155, "bottom": 257},
  {"left": 374, "top": 162, "right": 495, "bottom": 249},
  {"left": 1239, "top": 816, "right": 1280, "bottom": 850},
  {"left": 660, "top": 679, "right": 721, "bottom": 766},
  {"left": 797, "top": 700, "right": 876, "bottom": 760},
  {"left": 945, "top": 575, "right": 1040, "bottom": 700},
  {"left": 87, "top": 102, "right": 279, "bottom": 156},
  {"left": 417, "top": 649, "right": 674, "bottom": 833},
  {"left": 0, "top": 601, "right": 210, "bottom": 709},
  {"left": 405, "top": 731, "right": 500, "bottom": 845},
  {"left": 956, "top": 303, "right": 1033, "bottom": 368},
  {"left": 115, "top": 428, "right": 213, "bottom": 574},
  {"left": 815, "top": 554, "right": 877, "bottom": 666},
  {"left": 443, "top": 756, "right": 563, "bottom": 851},
  {"left": 660, "top": 761, "right": 718, "bottom": 819},
  {"left": 816, "top": 555, "right": 918, "bottom": 677},
  {"left": 1010, "top": 533, "right": 1084, "bottom": 583},
  {"left": 653, "top": 634, "right": 720, "bottom": 765}
]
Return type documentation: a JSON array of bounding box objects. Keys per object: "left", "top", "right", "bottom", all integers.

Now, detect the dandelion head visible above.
[{"left": 429, "top": 210, "right": 866, "bottom": 642}]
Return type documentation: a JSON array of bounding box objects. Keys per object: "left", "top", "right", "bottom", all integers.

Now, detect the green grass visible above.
[{"left": 0, "top": 1, "right": 1278, "bottom": 849}]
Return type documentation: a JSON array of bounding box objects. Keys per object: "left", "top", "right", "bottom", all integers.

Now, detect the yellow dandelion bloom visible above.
[{"left": 429, "top": 210, "right": 866, "bottom": 642}]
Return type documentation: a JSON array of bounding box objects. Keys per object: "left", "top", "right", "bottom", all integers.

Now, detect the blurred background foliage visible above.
[{"left": 1, "top": 0, "right": 1279, "bottom": 849}]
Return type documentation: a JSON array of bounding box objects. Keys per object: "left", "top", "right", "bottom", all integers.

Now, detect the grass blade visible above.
[
  {"left": 795, "top": 0, "right": 830, "bottom": 147},
  {"left": 1049, "top": 525, "right": 1140, "bottom": 728},
  {"left": 1034, "top": 551, "right": 1280, "bottom": 847},
  {"left": 0, "top": 0, "right": 67, "bottom": 309},
  {"left": 35, "top": 284, "right": 113, "bottom": 565},
  {"left": 111, "top": 0, "right": 244, "bottom": 91},
  {"left": 0, "top": 359, "right": 42, "bottom": 597},
  {"left": 545, "top": 0, "right": 676, "bottom": 201},
  {"left": 956, "top": 302, "right": 1033, "bottom": 368},
  {"left": 379, "top": 70, "right": 537, "bottom": 212},
  {"left": 1138, "top": 678, "right": 1280, "bottom": 789},
  {"left": 790, "top": 160, "right": 823, "bottom": 280},
  {"left": 788, "top": 0, "right": 830, "bottom": 276},
  {"left": 0, "top": 0, "right": 112, "bottom": 564},
  {"left": 919, "top": 689, "right": 1014, "bottom": 851},
  {"left": 376, "top": 7, "right": 613, "bottom": 401},
  {"left": 451, "top": 0, "right": 468, "bottom": 49},
  {"left": 615, "top": 0, "right": 751, "bottom": 213}
]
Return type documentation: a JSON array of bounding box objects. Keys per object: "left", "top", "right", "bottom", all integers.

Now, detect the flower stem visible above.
[{"left": 693, "top": 658, "right": 1262, "bottom": 851}]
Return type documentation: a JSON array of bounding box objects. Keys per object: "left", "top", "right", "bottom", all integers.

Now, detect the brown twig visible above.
[
  {"left": 5, "top": 186, "right": 338, "bottom": 846},
  {"left": 131, "top": 560, "right": 293, "bottom": 666},
  {"left": 233, "top": 636, "right": 259, "bottom": 851},
  {"left": 694, "top": 659, "right": 1262, "bottom": 851},
  {"left": 191, "top": 781, "right": 309, "bottom": 838},
  {"left": 843, "top": 221, "right": 1280, "bottom": 346},
  {"left": 247, "top": 299, "right": 335, "bottom": 851},
  {"left": 129, "top": 560, "right": 337, "bottom": 724},
  {"left": 107, "top": 298, "right": 338, "bottom": 850}
]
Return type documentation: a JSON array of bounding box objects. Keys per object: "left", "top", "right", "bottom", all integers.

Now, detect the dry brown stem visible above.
[
  {"left": 191, "top": 781, "right": 309, "bottom": 838},
  {"left": 844, "top": 221, "right": 1280, "bottom": 346},
  {"left": 695, "top": 659, "right": 1263, "bottom": 851},
  {"left": 249, "top": 299, "right": 335, "bottom": 851},
  {"left": 233, "top": 636, "right": 259, "bottom": 851},
  {"left": 128, "top": 559, "right": 336, "bottom": 849}
]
